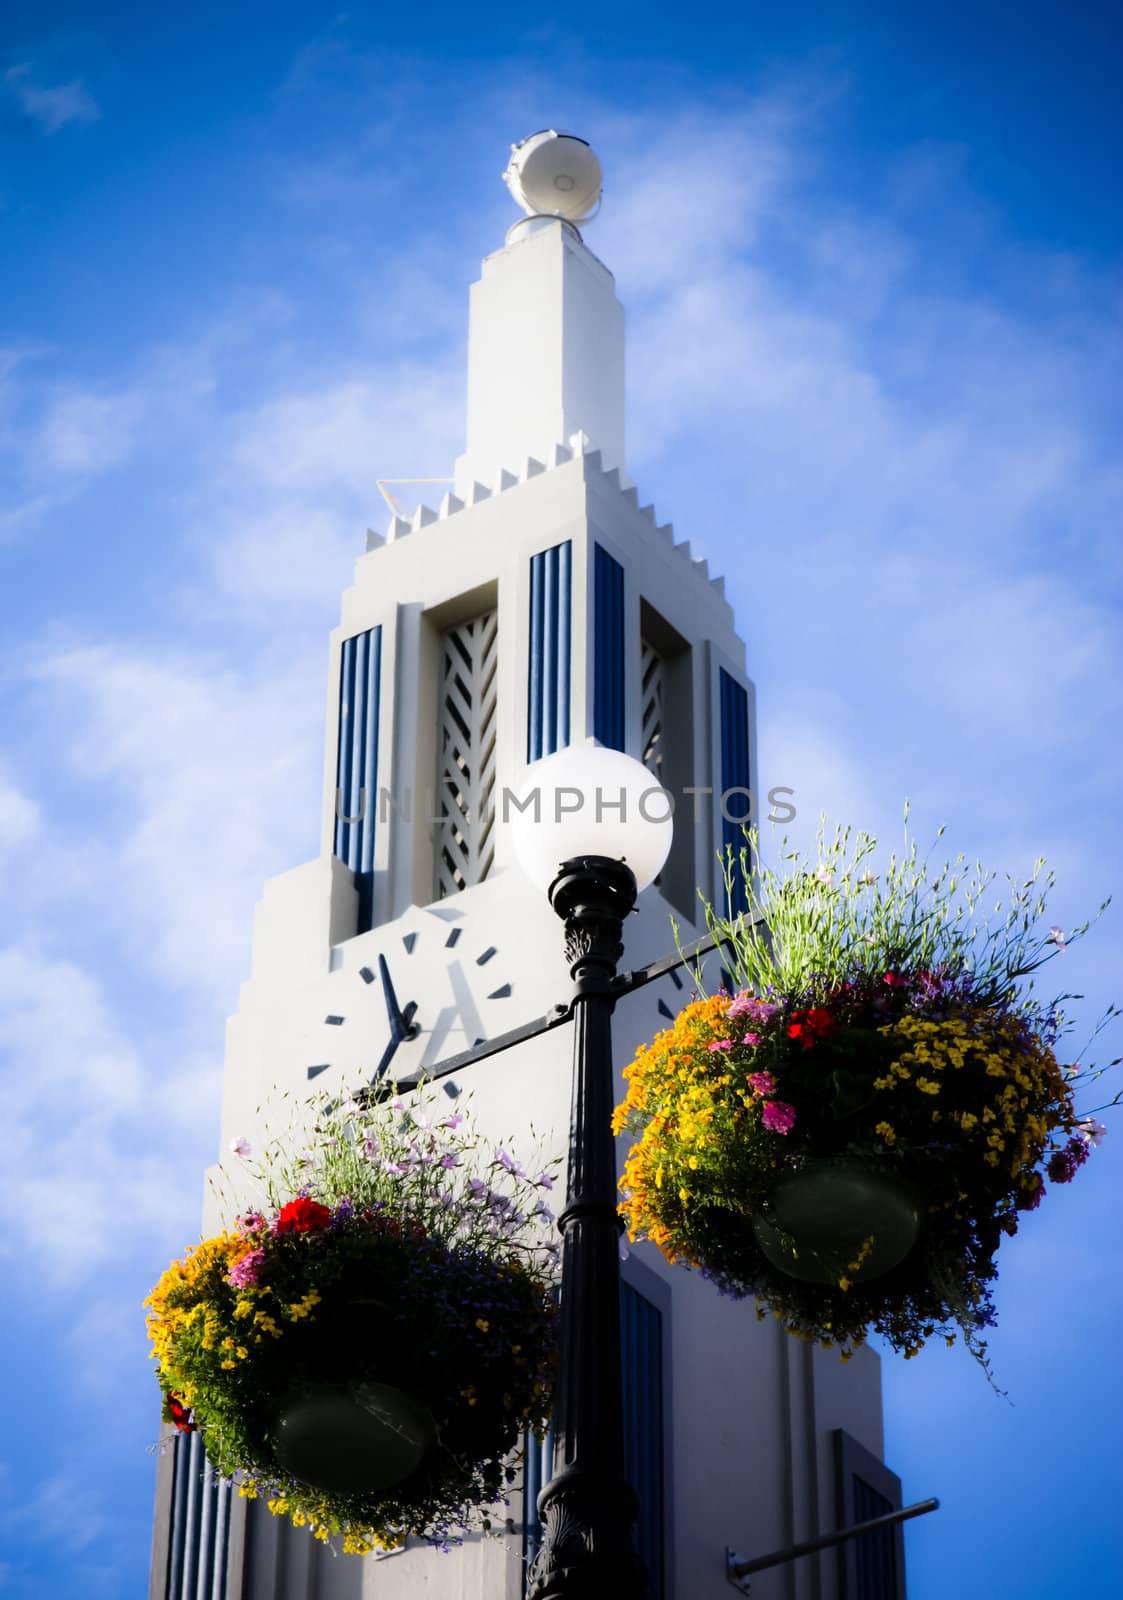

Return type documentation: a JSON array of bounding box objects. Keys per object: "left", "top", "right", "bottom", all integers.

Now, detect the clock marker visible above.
[
  {"left": 476, "top": 946, "right": 497, "bottom": 965},
  {"left": 403, "top": 932, "right": 418, "bottom": 954},
  {"left": 307, "top": 1064, "right": 331, "bottom": 1080},
  {"left": 488, "top": 984, "right": 512, "bottom": 1000},
  {"left": 445, "top": 927, "right": 462, "bottom": 948},
  {"left": 325, "top": 1015, "right": 345, "bottom": 1026},
  {"left": 359, "top": 967, "right": 376, "bottom": 984}
]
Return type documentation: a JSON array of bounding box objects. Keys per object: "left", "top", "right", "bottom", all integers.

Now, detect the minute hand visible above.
[{"left": 372, "top": 953, "right": 419, "bottom": 1083}]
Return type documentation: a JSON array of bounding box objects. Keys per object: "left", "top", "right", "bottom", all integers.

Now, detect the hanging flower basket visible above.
[
  {"left": 614, "top": 815, "right": 1116, "bottom": 1379},
  {"left": 146, "top": 1095, "right": 560, "bottom": 1554}
]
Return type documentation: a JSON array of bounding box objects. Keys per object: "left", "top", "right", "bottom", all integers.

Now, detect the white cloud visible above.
[
  {"left": 35, "top": 385, "right": 145, "bottom": 473},
  {"left": 28, "top": 641, "right": 324, "bottom": 1004},
  {"left": 4, "top": 64, "right": 99, "bottom": 135},
  {"left": 0, "top": 945, "right": 210, "bottom": 1282},
  {"left": 0, "top": 772, "right": 39, "bottom": 849}
]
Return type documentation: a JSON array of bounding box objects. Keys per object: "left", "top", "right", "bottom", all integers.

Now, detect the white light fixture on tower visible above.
[
  {"left": 503, "top": 130, "right": 603, "bottom": 224},
  {"left": 509, "top": 743, "right": 674, "bottom": 895}
]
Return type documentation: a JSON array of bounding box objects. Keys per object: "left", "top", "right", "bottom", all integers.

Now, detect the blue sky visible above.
[{"left": 2, "top": 3, "right": 1121, "bottom": 1596}]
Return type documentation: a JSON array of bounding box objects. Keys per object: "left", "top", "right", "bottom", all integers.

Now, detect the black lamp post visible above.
[{"left": 525, "top": 855, "right": 646, "bottom": 1599}]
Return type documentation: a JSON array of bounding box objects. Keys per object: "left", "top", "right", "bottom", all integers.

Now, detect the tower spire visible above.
[{"left": 454, "top": 132, "right": 625, "bottom": 497}]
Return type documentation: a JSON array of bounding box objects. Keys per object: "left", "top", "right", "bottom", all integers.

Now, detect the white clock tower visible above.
[{"left": 150, "top": 133, "right": 908, "bottom": 1600}]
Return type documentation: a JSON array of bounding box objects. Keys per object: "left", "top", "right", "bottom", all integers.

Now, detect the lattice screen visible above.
[
  {"left": 641, "top": 638, "right": 666, "bottom": 779},
  {"left": 435, "top": 610, "right": 498, "bottom": 899}
]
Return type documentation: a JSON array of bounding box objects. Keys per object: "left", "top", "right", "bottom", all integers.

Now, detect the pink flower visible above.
[
  {"left": 761, "top": 1101, "right": 797, "bottom": 1135},
  {"left": 236, "top": 1210, "right": 265, "bottom": 1233},
  {"left": 726, "top": 992, "right": 755, "bottom": 1020},
  {"left": 744, "top": 1032, "right": 761, "bottom": 1047},
  {"left": 747, "top": 1072, "right": 777, "bottom": 1096},
  {"left": 229, "top": 1136, "right": 252, "bottom": 1159},
  {"left": 227, "top": 1247, "right": 265, "bottom": 1288},
  {"left": 441, "top": 1112, "right": 464, "bottom": 1129},
  {"left": 708, "top": 1039, "right": 733, "bottom": 1052}
]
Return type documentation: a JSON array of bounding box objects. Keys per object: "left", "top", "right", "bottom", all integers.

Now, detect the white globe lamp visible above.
[{"left": 509, "top": 743, "right": 673, "bottom": 896}]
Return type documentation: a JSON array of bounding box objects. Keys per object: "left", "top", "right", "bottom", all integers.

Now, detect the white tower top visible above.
[{"left": 454, "top": 131, "right": 624, "bottom": 497}]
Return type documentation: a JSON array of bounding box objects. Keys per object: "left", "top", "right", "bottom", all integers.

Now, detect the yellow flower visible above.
[
  {"left": 874, "top": 1121, "right": 896, "bottom": 1145},
  {"left": 475, "top": 1318, "right": 490, "bottom": 1333}
]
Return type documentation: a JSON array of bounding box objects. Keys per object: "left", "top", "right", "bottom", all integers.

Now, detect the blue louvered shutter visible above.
[
  {"left": 162, "top": 1432, "right": 233, "bottom": 1599},
  {"left": 593, "top": 544, "right": 626, "bottom": 751},
  {"left": 527, "top": 543, "right": 572, "bottom": 760},
  {"left": 834, "top": 1428, "right": 906, "bottom": 1600},
  {"left": 334, "top": 627, "right": 381, "bottom": 933},
  {"left": 524, "top": 1282, "right": 664, "bottom": 1597},
  {"left": 718, "top": 667, "right": 751, "bottom": 916},
  {"left": 620, "top": 1280, "right": 665, "bottom": 1598}
]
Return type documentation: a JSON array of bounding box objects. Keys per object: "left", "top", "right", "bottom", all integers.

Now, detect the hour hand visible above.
[{"left": 379, "top": 953, "right": 420, "bottom": 1043}]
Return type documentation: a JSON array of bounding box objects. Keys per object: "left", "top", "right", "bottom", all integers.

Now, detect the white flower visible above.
[
  {"left": 1078, "top": 1118, "right": 1107, "bottom": 1148},
  {"left": 229, "top": 1136, "right": 252, "bottom": 1158},
  {"left": 1049, "top": 925, "right": 1067, "bottom": 951},
  {"left": 814, "top": 865, "right": 834, "bottom": 886},
  {"left": 858, "top": 869, "right": 877, "bottom": 886}
]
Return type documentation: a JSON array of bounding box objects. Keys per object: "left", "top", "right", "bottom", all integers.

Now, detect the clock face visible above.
[{"left": 303, "top": 906, "right": 518, "bottom": 1093}]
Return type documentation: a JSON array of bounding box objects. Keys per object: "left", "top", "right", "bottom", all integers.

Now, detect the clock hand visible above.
[{"left": 371, "top": 954, "right": 420, "bottom": 1085}]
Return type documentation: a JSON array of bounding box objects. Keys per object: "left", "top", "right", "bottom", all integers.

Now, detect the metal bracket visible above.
[
  {"left": 726, "top": 1547, "right": 754, "bottom": 1595},
  {"left": 726, "top": 1498, "right": 939, "bottom": 1591}
]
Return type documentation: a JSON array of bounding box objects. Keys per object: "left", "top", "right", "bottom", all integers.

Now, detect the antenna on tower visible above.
[
  {"left": 376, "top": 478, "right": 455, "bottom": 519},
  {"left": 503, "top": 130, "right": 603, "bottom": 224}
]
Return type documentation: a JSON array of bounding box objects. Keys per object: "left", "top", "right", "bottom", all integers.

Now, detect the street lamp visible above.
[{"left": 510, "top": 744, "right": 673, "bottom": 1600}]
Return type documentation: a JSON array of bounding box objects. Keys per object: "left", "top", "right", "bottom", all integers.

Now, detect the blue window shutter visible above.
[
  {"left": 620, "top": 1281, "right": 665, "bottom": 1598},
  {"left": 524, "top": 1283, "right": 665, "bottom": 1597},
  {"left": 719, "top": 668, "right": 751, "bottom": 916},
  {"left": 834, "top": 1428, "right": 906, "bottom": 1600},
  {"left": 334, "top": 626, "right": 381, "bottom": 933},
  {"left": 527, "top": 543, "right": 572, "bottom": 761},
  {"left": 161, "top": 1432, "right": 233, "bottom": 1599},
  {"left": 593, "top": 544, "right": 626, "bottom": 751}
]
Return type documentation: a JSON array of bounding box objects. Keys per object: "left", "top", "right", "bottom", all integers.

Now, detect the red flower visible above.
[
  {"left": 166, "top": 1393, "right": 195, "bottom": 1433},
  {"left": 883, "top": 972, "right": 906, "bottom": 987},
  {"left": 275, "top": 1197, "right": 333, "bottom": 1234},
  {"left": 787, "top": 1007, "right": 838, "bottom": 1049}
]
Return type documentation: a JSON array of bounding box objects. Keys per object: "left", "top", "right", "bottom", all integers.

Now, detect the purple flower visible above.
[
  {"left": 496, "top": 1148, "right": 524, "bottom": 1176},
  {"left": 468, "top": 1177, "right": 488, "bottom": 1199},
  {"left": 535, "top": 1171, "right": 556, "bottom": 1191},
  {"left": 384, "top": 1159, "right": 410, "bottom": 1176},
  {"left": 726, "top": 992, "right": 755, "bottom": 1020},
  {"left": 761, "top": 1101, "right": 797, "bottom": 1135},
  {"left": 442, "top": 1113, "right": 464, "bottom": 1130},
  {"left": 1046, "top": 1139, "right": 1089, "bottom": 1184},
  {"left": 439, "top": 1152, "right": 459, "bottom": 1170},
  {"left": 747, "top": 1072, "right": 776, "bottom": 1097},
  {"left": 227, "top": 1247, "right": 265, "bottom": 1288}
]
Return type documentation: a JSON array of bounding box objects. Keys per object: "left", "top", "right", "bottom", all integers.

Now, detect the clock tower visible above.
[{"left": 150, "top": 134, "right": 907, "bottom": 1600}]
